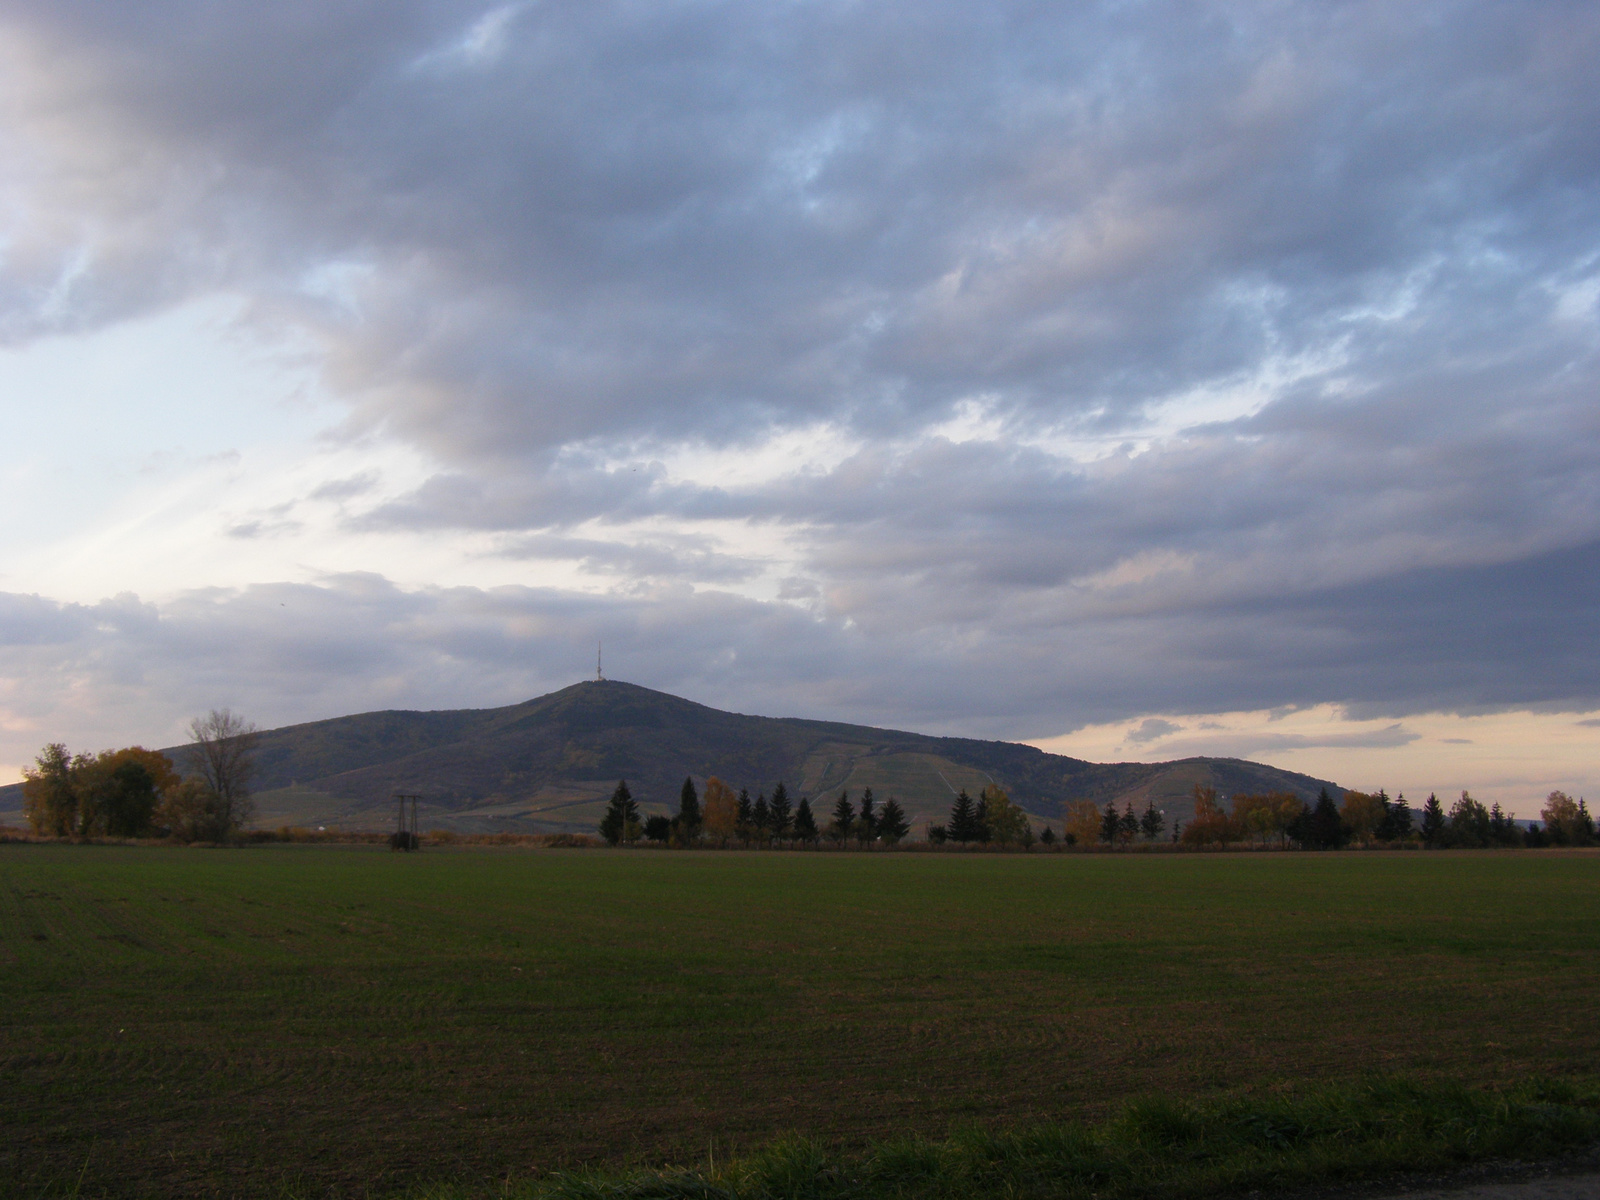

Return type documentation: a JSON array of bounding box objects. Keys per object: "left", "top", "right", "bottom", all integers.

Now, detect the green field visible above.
[{"left": 2, "top": 845, "right": 1596, "bottom": 1197}]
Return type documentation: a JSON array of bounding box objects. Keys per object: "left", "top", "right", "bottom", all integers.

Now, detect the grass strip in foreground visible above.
[{"left": 404, "top": 1078, "right": 1600, "bottom": 1200}]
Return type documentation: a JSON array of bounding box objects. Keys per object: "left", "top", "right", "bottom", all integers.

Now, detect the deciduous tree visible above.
[
  {"left": 981, "top": 784, "right": 1030, "bottom": 845},
  {"left": 21, "top": 744, "right": 76, "bottom": 836},
  {"left": 65, "top": 746, "right": 180, "bottom": 838},
  {"left": 101, "top": 759, "right": 159, "bottom": 837},
  {"left": 1339, "top": 790, "right": 1387, "bottom": 844},
  {"left": 1447, "top": 791, "right": 1491, "bottom": 848},
  {"left": 186, "top": 709, "right": 259, "bottom": 840},
  {"left": 702, "top": 777, "right": 740, "bottom": 842},
  {"left": 1541, "top": 791, "right": 1595, "bottom": 846},
  {"left": 159, "top": 777, "right": 228, "bottom": 842},
  {"left": 1182, "top": 786, "right": 1240, "bottom": 845},
  {"left": 1063, "top": 800, "right": 1101, "bottom": 847}
]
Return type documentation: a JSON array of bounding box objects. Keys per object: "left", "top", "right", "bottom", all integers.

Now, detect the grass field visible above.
[{"left": 2, "top": 845, "right": 1596, "bottom": 1198}]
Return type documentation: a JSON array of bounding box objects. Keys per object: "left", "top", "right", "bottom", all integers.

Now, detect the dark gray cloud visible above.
[
  {"left": 1152, "top": 724, "right": 1422, "bottom": 761},
  {"left": 1, "top": 1, "right": 1598, "bottom": 740},
  {"left": 7, "top": 1, "right": 1597, "bottom": 448},
  {"left": 1, "top": 537, "right": 1595, "bottom": 774},
  {"left": 1127, "top": 718, "right": 1184, "bottom": 745}
]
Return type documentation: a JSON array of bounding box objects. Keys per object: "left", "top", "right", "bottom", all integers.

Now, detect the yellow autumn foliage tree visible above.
[
  {"left": 23, "top": 743, "right": 181, "bottom": 837},
  {"left": 1232, "top": 791, "right": 1304, "bottom": 845},
  {"left": 701, "top": 776, "right": 740, "bottom": 842},
  {"left": 1182, "top": 785, "right": 1242, "bottom": 845},
  {"left": 1063, "top": 800, "right": 1102, "bottom": 846},
  {"left": 1541, "top": 790, "right": 1595, "bottom": 845},
  {"left": 981, "top": 784, "right": 1031, "bottom": 844},
  {"left": 1339, "top": 790, "right": 1387, "bottom": 843}
]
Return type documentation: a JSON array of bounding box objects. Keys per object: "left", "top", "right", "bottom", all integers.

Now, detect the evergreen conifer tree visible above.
[
  {"left": 793, "top": 795, "right": 818, "bottom": 842},
  {"left": 1139, "top": 801, "right": 1164, "bottom": 841},
  {"left": 1391, "top": 792, "right": 1414, "bottom": 839},
  {"left": 877, "top": 796, "right": 910, "bottom": 844},
  {"left": 1039, "top": 826, "right": 1056, "bottom": 845},
  {"left": 948, "top": 790, "right": 979, "bottom": 842},
  {"left": 737, "top": 787, "right": 753, "bottom": 827},
  {"left": 1420, "top": 793, "right": 1447, "bottom": 847},
  {"left": 1101, "top": 801, "right": 1120, "bottom": 845},
  {"left": 858, "top": 787, "right": 877, "bottom": 843},
  {"left": 598, "top": 779, "right": 640, "bottom": 845},
  {"left": 1118, "top": 801, "right": 1139, "bottom": 842},
  {"left": 677, "top": 776, "right": 702, "bottom": 840},
  {"left": 830, "top": 791, "right": 855, "bottom": 843},
  {"left": 973, "top": 791, "right": 990, "bottom": 843},
  {"left": 752, "top": 792, "right": 771, "bottom": 838},
  {"left": 1488, "top": 802, "right": 1519, "bottom": 847},
  {"left": 1296, "top": 787, "right": 1345, "bottom": 850},
  {"left": 769, "top": 782, "right": 792, "bottom": 840}
]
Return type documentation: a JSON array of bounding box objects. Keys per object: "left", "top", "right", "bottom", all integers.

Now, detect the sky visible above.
[{"left": 1, "top": 1, "right": 1597, "bottom": 815}]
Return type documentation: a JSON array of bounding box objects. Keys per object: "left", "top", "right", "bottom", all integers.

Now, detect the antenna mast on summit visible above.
[{"left": 597, "top": 641, "right": 604, "bottom": 682}]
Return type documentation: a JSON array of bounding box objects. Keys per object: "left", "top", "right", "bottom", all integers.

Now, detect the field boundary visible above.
[
  {"left": 389, "top": 1078, "right": 1600, "bottom": 1200},
  {"left": 5, "top": 825, "right": 1598, "bottom": 855}
]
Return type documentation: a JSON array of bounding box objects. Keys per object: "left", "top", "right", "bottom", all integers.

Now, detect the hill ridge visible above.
[{"left": 0, "top": 679, "right": 1341, "bottom": 835}]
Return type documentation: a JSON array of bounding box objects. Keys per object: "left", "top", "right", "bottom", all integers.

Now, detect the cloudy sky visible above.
[{"left": 2, "top": 1, "right": 1598, "bottom": 813}]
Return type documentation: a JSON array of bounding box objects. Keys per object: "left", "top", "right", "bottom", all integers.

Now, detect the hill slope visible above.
[{"left": 0, "top": 680, "right": 1341, "bottom": 834}]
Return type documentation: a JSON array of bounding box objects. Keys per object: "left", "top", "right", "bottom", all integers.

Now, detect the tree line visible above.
[
  {"left": 19, "top": 710, "right": 259, "bottom": 842},
  {"left": 601, "top": 775, "right": 1596, "bottom": 851},
  {"left": 1140, "top": 785, "right": 1593, "bottom": 850},
  {"left": 600, "top": 776, "right": 915, "bottom": 847}
]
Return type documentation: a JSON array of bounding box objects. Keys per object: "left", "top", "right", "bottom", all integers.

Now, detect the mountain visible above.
[{"left": 0, "top": 680, "right": 1342, "bottom": 835}]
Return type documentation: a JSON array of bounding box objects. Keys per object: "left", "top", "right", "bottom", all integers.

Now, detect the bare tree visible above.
[{"left": 186, "top": 709, "right": 258, "bottom": 840}]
